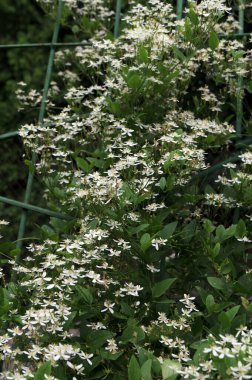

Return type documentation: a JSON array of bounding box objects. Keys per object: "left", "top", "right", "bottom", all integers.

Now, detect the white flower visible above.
[
  {"left": 151, "top": 238, "right": 167, "bottom": 250},
  {"left": 0, "top": 220, "right": 9, "bottom": 225},
  {"left": 119, "top": 282, "right": 143, "bottom": 297},
  {"left": 236, "top": 326, "right": 249, "bottom": 337},
  {"left": 240, "top": 152, "right": 252, "bottom": 165},
  {"left": 160, "top": 335, "right": 174, "bottom": 346},
  {"left": 230, "top": 361, "right": 252, "bottom": 379},
  {"left": 216, "top": 347, "right": 235, "bottom": 359},
  {"left": 86, "top": 322, "right": 106, "bottom": 330},
  {"left": 44, "top": 343, "right": 78, "bottom": 361},
  {"left": 78, "top": 352, "right": 93, "bottom": 365},
  {"left": 105, "top": 339, "right": 118, "bottom": 354},
  {"left": 180, "top": 294, "right": 196, "bottom": 303},
  {"left": 199, "top": 360, "right": 216, "bottom": 373},
  {"left": 204, "top": 345, "right": 221, "bottom": 357},
  {"left": 237, "top": 237, "right": 252, "bottom": 243},
  {"left": 101, "top": 300, "right": 115, "bottom": 314},
  {"left": 144, "top": 202, "right": 166, "bottom": 212},
  {"left": 23, "top": 344, "right": 42, "bottom": 360},
  {"left": 67, "top": 361, "right": 84, "bottom": 373},
  {"left": 146, "top": 264, "right": 160, "bottom": 273},
  {"left": 158, "top": 312, "right": 169, "bottom": 325},
  {"left": 85, "top": 271, "right": 104, "bottom": 284},
  {"left": 179, "top": 294, "right": 199, "bottom": 312},
  {"left": 7, "top": 327, "right": 23, "bottom": 336}
]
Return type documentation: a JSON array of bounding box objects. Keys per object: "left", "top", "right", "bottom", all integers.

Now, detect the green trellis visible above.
[{"left": 0, "top": 0, "right": 249, "bottom": 265}]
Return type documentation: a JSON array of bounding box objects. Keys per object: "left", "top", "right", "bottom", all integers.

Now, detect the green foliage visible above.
[
  {"left": 128, "top": 355, "right": 141, "bottom": 380},
  {"left": 152, "top": 278, "right": 177, "bottom": 298},
  {"left": 34, "top": 362, "right": 52, "bottom": 380},
  {"left": 1, "top": 0, "right": 252, "bottom": 379}
]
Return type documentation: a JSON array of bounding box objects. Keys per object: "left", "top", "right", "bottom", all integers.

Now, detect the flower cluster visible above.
[{"left": 2, "top": 0, "right": 252, "bottom": 379}]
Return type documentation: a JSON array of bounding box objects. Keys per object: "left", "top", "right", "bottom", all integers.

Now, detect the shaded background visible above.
[{"left": 0, "top": 0, "right": 55, "bottom": 241}]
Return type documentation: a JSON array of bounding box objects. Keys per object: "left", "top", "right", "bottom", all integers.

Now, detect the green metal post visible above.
[
  {"left": 0, "top": 196, "right": 71, "bottom": 220},
  {"left": 176, "top": 0, "right": 183, "bottom": 20},
  {"left": 0, "top": 42, "right": 88, "bottom": 49},
  {"left": 191, "top": 137, "right": 252, "bottom": 183},
  {"left": 15, "top": 0, "right": 63, "bottom": 257},
  {"left": 0, "top": 131, "right": 19, "bottom": 140},
  {"left": 236, "top": 0, "right": 244, "bottom": 137},
  {"left": 238, "top": 0, "right": 244, "bottom": 36},
  {"left": 234, "top": 0, "right": 245, "bottom": 223},
  {"left": 114, "top": 0, "right": 122, "bottom": 38}
]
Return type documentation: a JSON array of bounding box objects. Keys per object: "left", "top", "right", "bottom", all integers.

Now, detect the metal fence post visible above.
[
  {"left": 114, "top": 0, "right": 122, "bottom": 38},
  {"left": 15, "top": 0, "right": 63, "bottom": 259}
]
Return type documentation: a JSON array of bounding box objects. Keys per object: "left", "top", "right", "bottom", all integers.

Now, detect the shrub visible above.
[{"left": 1, "top": 0, "right": 252, "bottom": 379}]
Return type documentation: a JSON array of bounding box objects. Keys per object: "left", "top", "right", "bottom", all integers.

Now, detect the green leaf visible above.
[
  {"left": 225, "top": 224, "right": 237, "bottom": 239},
  {"left": 127, "top": 74, "right": 142, "bottom": 90},
  {"left": 207, "top": 277, "right": 226, "bottom": 291},
  {"left": 9, "top": 248, "right": 21, "bottom": 258},
  {"left": 215, "top": 224, "right": 236, "bottom": 242},
  {"left": 128, "top": 224, "right": 149, "bottom": 236},
  {"left": 226, "top": 305, "right": 240, "bottom": 322},
  {"left": 232, "top": 50, "right": 245, "bottom": 59},
  {"left": 87, "top": 330, "right": 114, "bottom": 349},
  {"left": 219, "top": 259, "right": 233, "bottom": 275},
  {"left": 166, "top": 70, "right": 179, "bottom": 83},
  {"left": 162, "top": 359, "right": 181, "bottom": 380},
  {"left": 215, "top": 225, "right": 226, "bottom": 242},
  {"left": 182, "top": 220, "right": 197, "bottom": 242},
  {"left": 109, "top": 100, "right": 121, "bottom": 114},
  {"left": 157, "top": 222, "right": 177, "bottom": 240},
  {"left": 203, "top": 219, "right": 215, "bottom": 234},
  {"left": 76, "top": 157, "right": 90, "bottom": 172},
  {"left": 72, "top": 25, "right": 80, "bottom": 34},
  {"left": 193, "top": 341, "right": 209, "bottom": 365},
  {"left": 208, "top": 31, "right": 219, "bottom": 50},
  {"left": 87, "top": 157, "right": 105, "bottom": 169},
  {"left": 76, "top": 285, "right": 93, "bottom": 304},
  {"left": 0, "top": 287, "right": 10, "bottom": 316},
  {"left": 128, "top": 355, "right": 141, "bottom": 380},
  {"left": 166, "top": 174, "right": 175, "bottom": 191},
  {"left": 189, "top": 8, "right": 199, "bottom": 25},
  {"left": 206, "top": 294, "right": 215, "bottom": 313},
  {"left": 120, "top": 302, "right": 134, "bottom": 317},
  {"left": 152, "top": 278, "right": 176, "bottom": 298},
  {"left": 159, "top": 177, "right": 167, "bottom": 191},
  {"left": 164, "top": 154, "right": 175, "bottom": 171},
  {"left": 53, "top": 364, "right": 68, "bottom": 380},
  {"left": 141, "top": 359, "right": 152, "bottom": 380},
  {"left": 184, "top": 18, "right": 193, "bottom": 41},
  {"left": 64, "top": 311, "right": 77, "bottom": 330},
  {"left": 24, "top": 159, "right": 35, "bottom": 172},
  {"left": 140, "top": 233, "right": 152, "bottom": 252},
  {"left": 218, "top": 311, "right": 231, "bottom": 329},
  {"left": 0, "top": 242, "right": 14, "bottom": 253},
  {"left": 172, "top": 46, "right": 186, "bottom": 61},
  {"left": 196, "top": 286, "right": 208, "bottom": 305},
  {"left": 138, "top": 348, "right": 161, "bottom": 376},
  {"left": 137, "top": 46, "right": 149, "bottom": 63},
  {"left": 121, "top": 325, "right": 145, "bottom": 343},
  {"left": 212, "top": 242, "right": 220, "bottom": 258},
  {"left": 100, "top": 349, "right": 123, "bottom": 360},
  {"left": 235, "top": 219, "right": 247, "bottom": 239},
  {"left": 34, "top": 362, "right": 51, "bottom": 380},
  {"left": 41, "top": 224, "right": 57, "bottom": 240},
  {"left": 244, "top": 186, "right": 252, "bottom": 204}
]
